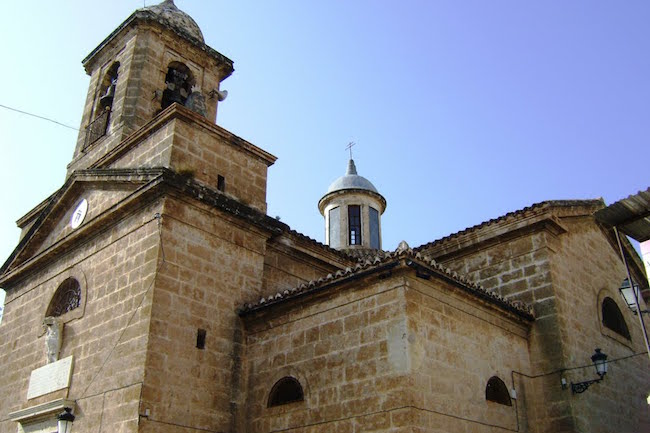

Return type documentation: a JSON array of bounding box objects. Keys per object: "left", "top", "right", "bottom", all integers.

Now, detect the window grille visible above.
[
  {"left": 46, "top": 278, "right": 81, "bottom": 317},
  {"left": 83, "top": 108, "right": 110, "bottom": 151},
  {"left": 348, "top": 205, "right": 361, "bottom": 245}
]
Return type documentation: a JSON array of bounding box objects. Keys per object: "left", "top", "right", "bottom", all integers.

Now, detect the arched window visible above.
[
  {"left": 85, "top": 62, "right": 119, "bottom": 150},
  {"left": 486, "top": 376, "right": 512, "bottom": 406},
  {"left": 161, "top": 62, "right": 194, "bottom": 110},
  {"left": 46, "top": 278, "right": 81, "bottom": 317},
  {"left": 97, "top": 62, "right": 120, "bottom": 114},
  {"left": 268, "top": 376, "right": 304, "bottom": 407},
  {"left": 602, "top": 297, "right": 630, "bottom": 339}
]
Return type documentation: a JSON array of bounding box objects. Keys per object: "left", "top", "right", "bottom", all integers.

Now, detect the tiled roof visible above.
[
  {"left": 343, "top": 248, "right": 390, "bottom": 262},
  {"left": 239, "top": 241, "right": 534, "bottom": 320},
  {"left": 167, "top": 171, "right": 358, "bottom": 265},
  {"left": 595, "top": 187, "right": 650, "bottom": 242},
  {"left": 283, "top": 229, "right": 357, "bottom": 263},
  {"left": 414, "top": 199, "right": 603, "bottom": 253}
]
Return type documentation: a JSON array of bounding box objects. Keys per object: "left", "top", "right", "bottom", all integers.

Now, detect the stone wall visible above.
[
  {"left": 85, "top": 108, "right": 273, "bottom": 213},
  {"left": 261, "top": 238, "right": 349, "bottom": 296},
  {"left": 33, "top": 187, "right": 137, "bottom": 259},
  {"left": 421, "top": 204, "right": 650, "bottom": 433},
  {"left": 420, "top": 208, "right": 581, "bottom": 432},
  {"left": 138, "top": 195, "right": 269, "bottom": 433},
  {"left": 242, "top": 274, "right": 411, "bottom": 433},
  {"left": 168, "top": 118, "right": 271, "bottom": 212},
  {"left": 1, "top": 175, "right": 323, "bottom": 433},
  {"left": 549, "top": 216, "right": 650, "bottom": 433},
  {"left": 405, "top": 277, "right": 530, "bottom": 432},
  {"left": 0, "top": 200, "right": 161, "bottom": 433},
  {"left": 241, "top": 267, "right": 532, "bottom": 433}
]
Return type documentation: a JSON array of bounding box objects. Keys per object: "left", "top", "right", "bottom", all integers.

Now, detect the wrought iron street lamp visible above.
[
  {"left": 570, "top": 349, "right": 608, "bottom": 394},
  {"left": 57, "top": 407, "right": 75, "bottom": 433},
  {"left": 619, "top": 278, "right": 648, "bottom": 314}
]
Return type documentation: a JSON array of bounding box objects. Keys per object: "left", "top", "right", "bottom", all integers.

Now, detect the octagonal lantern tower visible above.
[{"left": 319, "top": 159, "right": 386, "bottom": 252}]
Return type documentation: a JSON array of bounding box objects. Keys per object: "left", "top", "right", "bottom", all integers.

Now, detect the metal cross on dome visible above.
[{"left": 346, "top": 141, "right": 356, "bottom": 159}]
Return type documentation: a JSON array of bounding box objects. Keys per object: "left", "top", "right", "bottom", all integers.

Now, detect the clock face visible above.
[{"left": 70, "top": 199, "right": 88, "bottom": 229}]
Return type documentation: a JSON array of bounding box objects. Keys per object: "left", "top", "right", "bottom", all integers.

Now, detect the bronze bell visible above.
[
  {"left": 162, "top": 87, "right": 185, "bottom": 107},
  {"left": 99, "top": 80, "right": 116, "bottom": 109}
]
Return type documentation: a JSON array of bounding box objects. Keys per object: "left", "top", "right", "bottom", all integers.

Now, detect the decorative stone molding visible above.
[
  {"left": 9, "top": 398, "right": 75, "bottom": 422},
  {"left": 9, "top": 398, "right": 75, "bottom": 433}
]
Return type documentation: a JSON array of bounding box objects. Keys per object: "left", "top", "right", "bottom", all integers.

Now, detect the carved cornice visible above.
[
  {"left": 89, "top": 103, "right": 277, "bottom": 170},
  {"left": 9, "top": 398, "right": 75, "bottom": 423}
]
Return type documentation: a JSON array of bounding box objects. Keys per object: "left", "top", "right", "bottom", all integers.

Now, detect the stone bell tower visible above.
[
  {"left": 68, "top": 0, "right": 233, "bottom": 177},
  {"left": 1, "top": 2, "right": 278, "bottom": 433},
  {"left": 319, "top": 159, "right": 386, "bottom": 252}
]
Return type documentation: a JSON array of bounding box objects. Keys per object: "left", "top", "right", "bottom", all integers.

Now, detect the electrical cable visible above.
[
  {"left": 510, "top": 351, "right": 648, "bottom": 432},
  {"left": 80, "top": 214, "right": 165, "bottom": 398},
  {"left": 0, "top": 103, "right": 79, "bottom": 131}
]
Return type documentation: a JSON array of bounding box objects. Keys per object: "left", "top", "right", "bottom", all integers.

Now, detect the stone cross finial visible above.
[{"left": 346, "top": 141, "right": 356, "bottom": 159}]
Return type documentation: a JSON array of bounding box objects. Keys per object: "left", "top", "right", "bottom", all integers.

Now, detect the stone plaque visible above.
[{"left": 27, "top": 356, "right": 73, "bottom": 399}]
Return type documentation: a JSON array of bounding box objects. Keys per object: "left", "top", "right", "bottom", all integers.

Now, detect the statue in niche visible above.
[
  {"left": 184, "top": 85, "right": 207, "bottom": 117},
  {"left": 43, "top": 316, "right": 63, "bottom": 363}
]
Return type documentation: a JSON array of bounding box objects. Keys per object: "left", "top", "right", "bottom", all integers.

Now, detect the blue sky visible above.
[{"left": 0, "top": 0, "right": 648, "bottom": 277}]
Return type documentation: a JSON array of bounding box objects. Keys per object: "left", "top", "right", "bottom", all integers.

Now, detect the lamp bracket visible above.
[{"left": 571, "top": 377, "right": 603, "bottom": 394}]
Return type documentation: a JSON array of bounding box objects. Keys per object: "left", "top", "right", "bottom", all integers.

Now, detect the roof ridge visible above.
[
  {"left": 414, "top": 198, "right": 603, "bottom": 252},
  {"left": 239, "top": 242, "right": 534, "bottom": 319},
  {"left": 284, "top": 229, "right": 356, "bottom": 261}
]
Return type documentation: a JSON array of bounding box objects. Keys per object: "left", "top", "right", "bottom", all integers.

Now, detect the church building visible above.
[{"left": 1, "top": 2, "right": 649, "bottom": 433}]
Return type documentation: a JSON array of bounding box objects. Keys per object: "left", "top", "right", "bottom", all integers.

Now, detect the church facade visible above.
[{"left": 1, "top": 2, "right": 649, "bottom": 433}]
